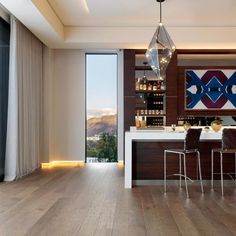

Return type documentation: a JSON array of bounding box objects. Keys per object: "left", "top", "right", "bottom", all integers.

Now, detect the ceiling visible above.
[
  {"left": 0, "top": 0, "right": 236, "bottom": 49},
  {"left": 48, "top": 0, "right": 236, "bottom": 27}
]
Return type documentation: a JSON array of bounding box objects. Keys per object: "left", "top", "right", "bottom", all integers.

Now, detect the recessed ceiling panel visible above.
[{"left": 48, "top": 0, "right": 236, "bottom": 27}]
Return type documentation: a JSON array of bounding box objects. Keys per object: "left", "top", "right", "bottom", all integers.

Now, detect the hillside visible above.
[{"left": 87, "top": 114, "right": 116, "bottom": 137}]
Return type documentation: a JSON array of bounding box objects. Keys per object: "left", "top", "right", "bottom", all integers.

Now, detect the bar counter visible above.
[{"left": 125, "top": 126, "right": 235, "bottom": 188}]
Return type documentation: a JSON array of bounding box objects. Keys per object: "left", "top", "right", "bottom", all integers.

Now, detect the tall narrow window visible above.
[{"left": 86, "top": 54, "right": 117, "bottom": 163}]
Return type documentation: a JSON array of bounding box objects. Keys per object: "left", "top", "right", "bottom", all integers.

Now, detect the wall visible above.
[
  {"left": 177, "top": 50, "right": 236, "bottom": 118},
  {"left": 52, "top": 49, "right": 85, "bottom": 161},
  {"left": 43, "top": 49, "right": 124, "bottom": 162},
  {"left": 51, "top": 49, "right": 85, "bottom": 161}
]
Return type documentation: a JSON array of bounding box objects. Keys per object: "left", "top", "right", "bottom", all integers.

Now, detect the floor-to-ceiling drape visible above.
[
  {"left": 4, "top": 16, "right": 43, "bottom": 181},
  {"left": 0, "top": 18, "right": 10, "bottom": 181}
]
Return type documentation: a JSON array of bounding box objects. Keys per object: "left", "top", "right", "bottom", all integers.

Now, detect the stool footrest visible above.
[{"left": 166, "top": 174, "right": 194, "bottom": 183}]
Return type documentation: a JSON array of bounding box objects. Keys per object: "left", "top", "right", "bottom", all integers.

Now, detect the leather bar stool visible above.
[
  {"left": 164, "top": 128, "right": 203, "bottom": 198},
  {"left": 211, "top": 128, "right": 236, "bottom": 196}
]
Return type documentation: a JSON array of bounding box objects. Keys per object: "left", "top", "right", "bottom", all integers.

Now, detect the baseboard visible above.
[{"left": 133, "top": 180, "right": 233, "bottom": 186}]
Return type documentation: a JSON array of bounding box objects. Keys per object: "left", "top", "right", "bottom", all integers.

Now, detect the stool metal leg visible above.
[
  {"left": 179, "top": 154, "right": 182, "bottom": 188},
  {"left": 183, "top": 153, "right": 189, "bottom": 198},
  {"left": 220, "top": 152, "right": 224, "bottom": 196},
  {"left": 211, "top": 149, "right": 214, "bottom": 189},
  {"left": 197, "top": 151, "right": 204, "bottom": 193},
  {"left": 164, "top": 150, "right": 167, "bottom": 193}
]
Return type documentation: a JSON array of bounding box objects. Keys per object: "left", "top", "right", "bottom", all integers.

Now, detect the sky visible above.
[{"left": 86, "top": 54, "right": 117, "bottom": 119}]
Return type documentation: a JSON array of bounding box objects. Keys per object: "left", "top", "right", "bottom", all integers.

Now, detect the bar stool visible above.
[
  {"left": 211, "top": 128, "right": 236, "bottom": 196},
  {"left": 164, "top": 128, "right": 203, "bottom": 198}
]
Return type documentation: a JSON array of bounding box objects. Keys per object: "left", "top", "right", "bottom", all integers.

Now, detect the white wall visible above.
[
  {"left": 52, "top": 49, "right": 85, "bottom": 161},
  {"left": 43, "top": 48, "right": 124, "bottom": 162}
]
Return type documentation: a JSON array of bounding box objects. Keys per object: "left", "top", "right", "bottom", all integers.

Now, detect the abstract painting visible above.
[{"left": 186, "top": 70, "right": 236, "bottom": 110}]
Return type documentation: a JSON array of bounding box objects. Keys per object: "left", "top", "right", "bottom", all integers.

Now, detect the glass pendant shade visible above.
[{"left": 145, "top": 1, "right": 176, "bottom": 80}]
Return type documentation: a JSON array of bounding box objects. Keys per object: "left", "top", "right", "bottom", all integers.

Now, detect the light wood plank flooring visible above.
[{"left": 0, "top": 163, "right": 236, "bottom": 236}]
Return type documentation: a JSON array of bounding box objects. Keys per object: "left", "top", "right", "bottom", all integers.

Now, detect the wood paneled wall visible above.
[
  {"left": 124, "top": 50, "right": 135, "bottom": 131},
  {"left": 123, "top": 49, "right": 236, "bottom": 180},
  {"left": 132, "top": 141, "right": 235, "bottom": 180}
]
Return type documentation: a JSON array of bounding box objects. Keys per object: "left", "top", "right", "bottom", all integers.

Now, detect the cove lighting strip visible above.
[
  {"left": 117, "top": 160, "right": 124, "bottom": 167},
  {"left": 41, "top": 161, "right": 85, "bottom": 168}
]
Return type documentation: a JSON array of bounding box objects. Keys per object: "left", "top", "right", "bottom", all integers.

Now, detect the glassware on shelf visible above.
[
  {"left": 161, "top": 81, "right": 165, "bottom": 90},
  {"left": 183, "top": 122, "right": 191, "bottom": 131},
  {"left": 211, "top": 119, "right": 222, "bottom": 132},
  {"left": 141, "top": 117, "right": 146, "bottom": 128},
  {"left": 171, "top": 124, "right": 176, "bottom": 131}
]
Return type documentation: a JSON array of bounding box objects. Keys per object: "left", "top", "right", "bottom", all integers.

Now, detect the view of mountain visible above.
[{"left": 87, "top": 114, "right": 117, "bottom": 137}]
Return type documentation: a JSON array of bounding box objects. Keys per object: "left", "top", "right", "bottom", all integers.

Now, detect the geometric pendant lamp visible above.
[{"left": 145, "top": 0, "right": 176, "bottom": 80}]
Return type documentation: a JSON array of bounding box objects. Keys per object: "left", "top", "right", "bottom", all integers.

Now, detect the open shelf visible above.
[
  {"left": 135, "top": 90, "right": 166, "bottom": 93},
  {"left": 135, "top": 66, "right": 153, "bottom": 71}
]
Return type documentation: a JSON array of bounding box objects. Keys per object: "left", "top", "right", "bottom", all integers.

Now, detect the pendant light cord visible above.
[{"left": 160, "top": 1, "right": 162, "bottom": 23}]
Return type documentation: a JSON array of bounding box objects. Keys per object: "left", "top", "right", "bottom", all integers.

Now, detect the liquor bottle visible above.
[
  {"left": 147, "top": 82, "right": 152, "bottom": 91},
  {"left": 135, "top": 111, "right": 141, "bottom": 128},
  {"left": 157, "top": 81, "right": 161, "bottom": 90},
  {"left": 143, "top": 76, "right": 147, "bottom": 90},
  {"left": 139, "top": 77, "right": 144, "bottom": 90},
  {"left": 161, "top": 81, "right": 165, "bottom": 90},
  {"left": 153, "top": 82, "right": 157, "bottom": 91},
  {"left": 135, "top": 78, "right": 140, "bottom": 91}
]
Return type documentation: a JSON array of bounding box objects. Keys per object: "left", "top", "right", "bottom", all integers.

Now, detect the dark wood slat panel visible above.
[
  {"left": 166, "top": 97, "right": 178, "bottom": 125},
  {"left": 166, "top": 52, "right": 178, "bottom": 97},
  {"left": 124, "top": 49, "right": 135, "bottom": 96},
  {"left": 124, "top": 96, "right": 136, "bottom": 131},
  {"left": 132, "top": 141, "right": 235, "bottom": 180}
]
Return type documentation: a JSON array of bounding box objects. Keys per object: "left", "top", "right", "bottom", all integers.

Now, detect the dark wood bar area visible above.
[
  {"left": 124, "top": 49, "right": 236, "bottom": 181},
  {"left": 132, "top": 140, "right": 236, "bottom": 180}
]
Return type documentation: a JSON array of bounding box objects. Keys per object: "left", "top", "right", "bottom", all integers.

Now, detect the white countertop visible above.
[{"left": 125, "top": 126, "right": 229, "bottom": 141}]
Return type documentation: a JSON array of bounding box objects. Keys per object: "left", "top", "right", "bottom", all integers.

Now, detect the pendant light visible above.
[{"left": 145, "top": 0, "right": 176, "bottom": 81}]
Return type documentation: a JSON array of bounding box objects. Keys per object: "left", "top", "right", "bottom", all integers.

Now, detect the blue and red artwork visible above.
[{"left": 186, "top": 70, "right": 236, "bottom": 109}]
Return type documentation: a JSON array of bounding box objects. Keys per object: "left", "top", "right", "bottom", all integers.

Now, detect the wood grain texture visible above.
[
  {"left": 132, "top": 141, "right": 235, "bottom": 180},
  {"left": 166, "top": 52, "right": 178, "bottom": 125},
  {"left": 124, "top": 50, "right": 135, "bottom": 97},
  {"left": 1, "top": 164, "right": 236, "bottom": 236}
]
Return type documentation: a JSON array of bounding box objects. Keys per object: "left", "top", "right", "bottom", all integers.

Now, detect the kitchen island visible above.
[{"left": 125, "top": 126, "right": 235, "bottom": 188}]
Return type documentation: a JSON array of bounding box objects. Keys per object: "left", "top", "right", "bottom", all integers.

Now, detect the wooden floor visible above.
[{"left": 1, "top": 164, "right": 236, "bottom": 236}]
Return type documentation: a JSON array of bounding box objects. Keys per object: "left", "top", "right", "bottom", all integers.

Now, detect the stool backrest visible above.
[
  {"left": 184, "top": 128, "right": 202, "bottom": 150},
  {"left": 222, "top": 128, "right": 236, "bottom": 150}
]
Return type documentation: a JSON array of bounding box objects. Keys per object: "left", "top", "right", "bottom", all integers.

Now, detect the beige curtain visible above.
[{"left": 5, "top": 16, "right": 44, "bottom": 180}]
